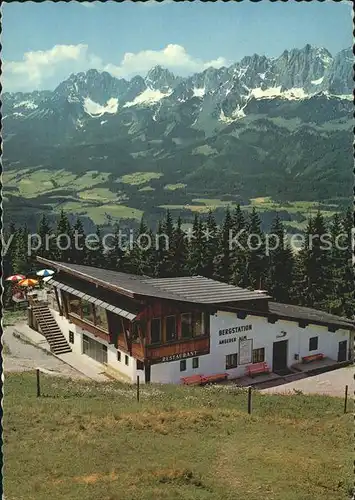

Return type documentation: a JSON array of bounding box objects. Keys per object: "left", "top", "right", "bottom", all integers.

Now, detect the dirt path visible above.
[
  {"left": 259, "top": 366, "right": 354, "bottom": 397},
  {"left": 3, "top": 326, "right": 86, "bottom": 379}
]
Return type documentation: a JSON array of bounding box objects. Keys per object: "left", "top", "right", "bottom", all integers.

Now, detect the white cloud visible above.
[
  {"left": 3, "top": 44, "right": 102, "bottom": 91},
  {"left": 104, "top": 44, "right": 229, "bottom": 78},
  {"left": 3, "top": 43, "right": 229, "bottom": 92}
]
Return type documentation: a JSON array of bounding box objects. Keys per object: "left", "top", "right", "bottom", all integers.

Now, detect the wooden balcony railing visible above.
[{"left": 68, "top": 314, "right": 111, "bottom": 343}]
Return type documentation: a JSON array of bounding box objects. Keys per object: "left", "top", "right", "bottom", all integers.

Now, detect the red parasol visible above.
[{"left": 5, "top": 274, "right": 26, "bottom": 282}]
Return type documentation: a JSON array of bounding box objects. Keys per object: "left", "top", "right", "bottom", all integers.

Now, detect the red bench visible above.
[
  {"left": 181, "top": 375, "right": 204, "bottom": 386},
  {"left": 201, "top": 373, "right": 228, "bottom": 385},
  {"left": 245, "top": 362, "right": 270, "bottom": 378},
  {"left": 302, "top": 353, "right": 324, "bottom": 363}
]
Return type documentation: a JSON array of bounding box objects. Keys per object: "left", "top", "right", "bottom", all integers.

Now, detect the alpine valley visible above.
[{"left": 3, "top": 44, "right": 353, "bottom": 231}]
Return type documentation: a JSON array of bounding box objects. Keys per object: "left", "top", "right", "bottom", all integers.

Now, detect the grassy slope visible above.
[
  {"left": 4, "top": 372, "right": 352, "bottom": 500},
  {"left": 3, "top": 167, "right": 343, "bottom": 227}
]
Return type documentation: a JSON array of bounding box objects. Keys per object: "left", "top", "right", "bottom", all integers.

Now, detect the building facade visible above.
[{"left": 32, "top": 257, "right": 354, "bottom": 384}]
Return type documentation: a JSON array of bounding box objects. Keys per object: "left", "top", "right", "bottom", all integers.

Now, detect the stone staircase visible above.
[{"left": 32, "top": 303, "right": 72, "bottom": 355}]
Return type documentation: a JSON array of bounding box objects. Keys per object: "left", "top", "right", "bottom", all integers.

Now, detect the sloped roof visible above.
[
  {"left": 38, "top": 258, "right": 354, "bottom": 330},
  {"left": 144, "top": 276, "right": 269, "bottom": 303},
  {"left": 37, "top": 258, "right": 269, "bottom": 305},
  {"left": 269, "top": 302, "right": 354, "bottom": 330}
]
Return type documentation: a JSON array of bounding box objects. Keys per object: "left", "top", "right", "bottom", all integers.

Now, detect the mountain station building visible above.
[{"left": 29, "top": 257, "right": 354, "bottom": 384}]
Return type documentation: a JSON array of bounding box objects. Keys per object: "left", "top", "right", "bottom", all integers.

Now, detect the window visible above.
[
  {"left": 180, "top": 360, "right": 187, "bottom": 372},
  {"left": 192, "top": 357, "right": 199, "bottom": 369},
  {"left": 193, "top": 312, "right": 204, "bottom": 336},
  {"left": 82, "top": 299, "right": 95, "bottom": 324},
  {"left": 137, "top": 360, "right": 144, "bottom": 370},
  {"left": 69, "top": 331, "right": 74, "bottom": 344},
  {"left": 117, "top": 350, "right": 121, "bottom": 362},
  {"left": 309, "top": 337, "right": 318, "bottom": 351},
  {"left": 68, "top": 293, "right": 81, "bottom": 316},
  {"left": 150, "top": 318, "right": 161, "bottom": 344},
  {"left": 252, "top": 348, "right": 265, "bottom": 363},
  {"left": 95, "top": 306, "right": 109, "bottom": 332},
  {"left": 131, "top": 322, "right": 140, "bottom": 344},
  {"left": 226, "top": 353, "right": 238, "bottom": 369},
  {"left": 165, "top": 316, "right": 177, "bottom": 342},
  {"left": 181, "top": 313, "right": 193, "bottom": 338},
  {"left": 82, "top": 335, "right": 107, "bottom": 364},
  {"left": 125, "top": 355, "right": 129, "bottom": 366}
]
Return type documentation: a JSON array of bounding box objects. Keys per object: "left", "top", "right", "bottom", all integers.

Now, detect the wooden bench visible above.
[
  {"left": 245, "top": 362, "right": 270, "bottom": 378},
  {"left": 201, "top": 373, "right": 228, "bottom": 385},
  {"left": 181, "top": 375, "right": 204, "bottom": 386},
  {"left": 302, "top": 353, "right": 324, "bottom": 363}
]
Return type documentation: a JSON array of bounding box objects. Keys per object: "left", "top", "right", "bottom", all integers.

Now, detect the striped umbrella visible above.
[
  {"left": 5, "top": 274, "right": 26, "bottom": 282},
  {"left": 18, "top": 278, "right": 39, "bottom": 287},
  {"left": 36, "top": 269, "right": 55, "bottom": 278}
]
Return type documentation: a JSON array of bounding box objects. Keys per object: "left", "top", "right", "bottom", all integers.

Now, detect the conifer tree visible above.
[
  {"left": 3, "top": 222, "right": 17, "bottom": 277},
  {"left": 230, "top": 205, "right": 248, "bottom": 287},
  {"left": 187, "top": 213, "right": 206, "bottom": 276},
  {"left": 87, "top": 226, "right": 105, "bottom": 268},
  {"left": 202, "top": 210, "right": 218, "bottom": 279},
  {"left": 329, "top": 209, "right": 355, "bottom": 318},
  {"left": 154, "top": 221, "right": 169, "bottom": 277},
  {"left": 161, "top": 210, "right": 177, "bottom": 276},
  {"left": 245, "top": 208, "right": 267, "bottom": 289},
  {"left": 37, "top": 213, "right": 55, "bottom": 260},
  {"left": 171, "top": 216, "right": 189, "bottom": 277},
  {"left": 141, "top": 227, "right": 157, "bottom": 277},
  {"left": 106, "top": 222, "right": 127, "bottom": 271},
  {"left": 266, "top": 214, "right": 294, "bottom": 302},
  {"left": 12, "top": 226, "right": 32, "bottom": 275},
  {"left": 295, "top": 211, "right": 332, "bottom": 310},
  {"left": 341, "top": 208, "right": 355, "bottom": 318},
  {"left": 125, "top": 218, "right": 152, "bottom": 275},
  {"left": 215, "top": 208, "right": 233, "bottom": 283},
  {"left": 71, "top": 217, "right": 88, "bottom": 264},
  {"left": 55, "top": 210, "right": 72, "bottom": 262}
]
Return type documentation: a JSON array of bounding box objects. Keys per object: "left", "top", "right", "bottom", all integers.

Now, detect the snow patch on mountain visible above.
[
  {"left": 84, "top": 97, "right": 118, "bottom": 117},
  {"left": 14, "top": 100, "right": 38, "bottom": 110},
  {"left": 68, "top": 94, "right": 81, "bottom": 103},
  {"left": 234, "top": 66, "right": 249, "bottom": 79},
  {"left": 193, "top": 87, "right": 205, "bottom": 98},
  {"left": 250, "top": 86, "right": 308, "bottom": 100},
  {"left": 250, "top": 86, "right": 283, "bottom": 99},
  {"left": 124, "top": 88, "right": 172, "bottom": 107},
  {"left": 219, "top": 104, "right": 246, "bottom": 123},
  {"left": 311, "top": 76, "right": 324, "bottom": 85},
  {"left": 283, "top": 88, "right": 308, "bottom": 100}
]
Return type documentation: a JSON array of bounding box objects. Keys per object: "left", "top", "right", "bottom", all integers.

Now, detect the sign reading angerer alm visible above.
[{"left": 218, "top": 324, "right": 252, "bottom": 345}]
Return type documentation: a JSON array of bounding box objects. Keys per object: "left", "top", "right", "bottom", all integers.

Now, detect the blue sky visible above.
[{"left": 3, "top": 0, "right": 352, "bottom": 92}]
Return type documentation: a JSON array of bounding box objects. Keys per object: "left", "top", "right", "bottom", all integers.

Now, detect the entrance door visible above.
[
  {"left": 337, "top": 341, "right": 347, "bottom": 362},
  {"left": 272, "top": 340, "right": 288, "bottom": 373}
]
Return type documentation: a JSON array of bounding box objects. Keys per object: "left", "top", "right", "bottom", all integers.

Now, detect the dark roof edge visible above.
[
  {"left": 36, "top": 257, "right": 136, "bottom": 298},
  {"left": 270, "top": 302, "right": 355, "bottom": 331},
  {"left": 218, "top": 303, "right": 354, "bottom": 331}
]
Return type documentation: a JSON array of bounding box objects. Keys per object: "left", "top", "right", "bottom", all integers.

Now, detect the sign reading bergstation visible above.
[{"left": 218, "top": 324, "right": 252, "bottom": 345}]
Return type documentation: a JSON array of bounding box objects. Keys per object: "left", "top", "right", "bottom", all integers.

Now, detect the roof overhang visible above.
[
  {"left": 37, "top": 256, "right": 135, "bottom": 298},
  {"left": 49, "top": 278, "right": 137, "bottom": 321}
]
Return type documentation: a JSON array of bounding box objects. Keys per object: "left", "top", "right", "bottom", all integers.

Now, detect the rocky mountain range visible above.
[{"left": 3, "top": 44, "right": 353, "bottom": 229}]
